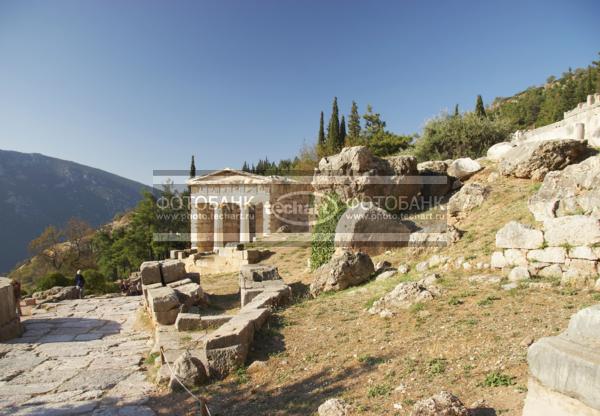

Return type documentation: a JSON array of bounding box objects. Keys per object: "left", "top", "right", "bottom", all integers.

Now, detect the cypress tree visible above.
[
  {"left": 347, "top": 101, "right": 361, "bottom": 145},
  {"left": 189, "top": 155, "right": 196, "bottom": 178},
  {"left": 475, "top": 95, "right": 486, "bottom": 118},
  {"left": 339, "top": 115, "right": 346, "bottom": 148},
  {"left": 318, "top": 111, "right": 325, "bottom": 147},
  {"left": 326, "top": 97, "right": 340, "bottom": 153},
  {"left": 454, "top": 104, "right": 460, "bottom": 117}
]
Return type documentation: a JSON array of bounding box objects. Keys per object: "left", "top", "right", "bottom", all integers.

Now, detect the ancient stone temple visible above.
[{"left": 187, "top": 169, "right": 309, "bottom": 252}]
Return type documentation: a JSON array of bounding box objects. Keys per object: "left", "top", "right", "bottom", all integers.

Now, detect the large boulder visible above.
[
  {"left": 447, "top": 158, "right": 482, "bottom": 180},
  {"left": 310, "top": 250, "right": 374, "bottom": 297},
  {"left": 168, "top": 351, "right": 207, "bottom": 391},
  {"left": 368, "top": 277, "right": 440, "bottom": 316},
  {"left": 318, "top": 398, "right": 350, "bottom": 416},
  {"left": 447, "top": 183, "right": 490, "bottom": 223},
  {"left": 499, "top": 139, "right": 589, "bottom": 181},
  {"left": 411, "top": 391, "right": 469, "bottom": 416},
  {"left": 312, "top": 146, "right": 421, "bottom": 207},
  {"left": 334, "top": 202, "right": 413, "bottom": 254},
  {"left": 495, "top": 221, "right": 544, "bottom": 250},
  {"left": 487, "top": 142, "right": 515, "bottom": 161},
  {"left": 528, "top": 155, "right": 600, "bottom": 221}
]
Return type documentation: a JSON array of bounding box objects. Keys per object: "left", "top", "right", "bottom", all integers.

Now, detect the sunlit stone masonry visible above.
[{"left": 0, "top": 277, "right": 22, "bottom": 341}]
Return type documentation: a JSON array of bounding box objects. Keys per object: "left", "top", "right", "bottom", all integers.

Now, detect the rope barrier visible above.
[{"left": 160, "top": 346, "right": 212, "bottom": 416}]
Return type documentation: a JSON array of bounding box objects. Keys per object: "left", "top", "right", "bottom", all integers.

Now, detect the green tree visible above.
[
  {"left": 317, "top": 111, "right": 326, "bottom": 157},
  {"left": 475, "top": 95, "right": 486, "bottom": 118},
  {"left": 347, "top": 101, "right": 361, "bottom": 145},
  {"left": 189, "top": 155, "right": 196, "bottom": 178},
  {"left": 414, "top": 112, "right": 511, "bottom": 161},
  {"left": 339, "top": 115, "right": 346, "bottom": 149},
  {"left": 454, "top": 104, "right": 459, "bottom": 117},
  {"left": 326, "top": 97, "right": 340, "bottom": 153}
]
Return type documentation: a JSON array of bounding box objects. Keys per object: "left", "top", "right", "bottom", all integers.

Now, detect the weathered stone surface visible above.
[
  {"left": 570, "top": 246, "right": 599, "bottom": 261},
  {"left": 490, "top": 251, "right": 507, "bottom": 269},
  {"left": 495, "top": 221, "right": 544, "bottom": 250},
  {"left": 447, "top": 158, "right": 482, "bottom": 180},
  {"left": 0, "top": 277, "right": 22, "bottom": 341},
  {"left": 523, "top": 377, "right": 600, "bottom": 416},
  {"left": 562, "top": 259, "right": 599, "bottom": 287},
  {"left": 528, "top": 313, "right": 600, "bottom": 410},
  {"left": 334, "top": 202, "right": 412, "bottom": 254},
  {"left": 205, "top": 344, "right": 248, "bottom": 379},
  {"left": 544, "top": 216, "right": 600, "bottom": 247},
  {"left": 509, "top": 266, "right": 530, "bottom": 282},
  {"left": 447, "top": 182, "right": 489, "bottom": 222},
  {"left": 169, "top": 351, "right": 207, "bottom": 391},
  {"left": 538, "top": 264, "right": 563, "bottom": 279},
  {"left": 417, "top": 160, "right": 448, "bottom": 175},
  {"left": 310, "top": 250, "right": 375, "bottom": 296},
  {"left": 527, "top": 247, "right": 567, "bottom": 264},
  {"left": 368, "top": 280, "right": 438, "bottom": 316},
  {"left": 140, "top": 261, "right": 162, "bottom": 285},
  {"left": 487, "top": 142, "right": 515, "bottom": 161},
  {"left": 147, "top": 287, "right": 180, "bottom": 325},
  {"left": 312, "top": 146, "right": 421, "bottom": 206},
  {"left": 140, "top": 260, "right": 187, "bottom": 286},
  {"left": 32, "top": 286, "right": 79, "bottom": 304},
  {"left": 528, "top": 155, "right": 600, "bottom": 221},
  {"left": 499, "top": 139, "right": 588, "bottom": 181},
  {"left": 411, "top": 391, "right": 469, "bottom": 416},
  {"left": 239, "top": 264, "right": 281, "bottom": 286},
  {"left": 504, "top": 249, "right": 529, "bottom": 267},
  {"left": 374, "top": 260, "right": 393, "bottom": 274},
  {"left": 318, "top": 398, "right": 350, "bottom": 416}
]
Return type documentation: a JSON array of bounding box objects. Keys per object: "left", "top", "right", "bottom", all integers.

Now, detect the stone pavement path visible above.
[{"left": 0, "top": 297, "right": 157, "bottom": 416}]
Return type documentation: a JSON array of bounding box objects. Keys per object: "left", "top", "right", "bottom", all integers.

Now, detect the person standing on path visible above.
[
  {"left": 11, "top": 279, "right": 21, "bottom": 316},
  {"left": 75, "top": 270, "right": 85, "bottom": 299}
]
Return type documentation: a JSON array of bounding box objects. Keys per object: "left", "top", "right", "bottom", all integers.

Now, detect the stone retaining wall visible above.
[
  {"left": 0, "top": 277, "right": 22, "bottom": 341},
  {"left": 513, "top": 94, "right": 600, "bottom": 148}
]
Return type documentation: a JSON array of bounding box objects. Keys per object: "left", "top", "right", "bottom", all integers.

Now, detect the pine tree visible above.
[
  {"left": 242, "top": 161, "right": 249, "bottom": 172},
  {"left": 189, "top": 155, "right": 196, "bottom": 178},
  {"left": 347, "top": 101, "right": 361, "bottom": 145},
  {"left": 326, "top": 97, "right": 340, "bottom": 153},
  {"left": 475, "top": 95, "right": 486, "bottom": 118},
  {"left": 339, "top": 115, "right": 346, "bottom": 149},
  {"left": 454, "top": 104, "right": 460, "bottom": 117}
]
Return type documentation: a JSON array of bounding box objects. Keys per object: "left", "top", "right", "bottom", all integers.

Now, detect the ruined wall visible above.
[
  {"left": 513, "top": 94, "right": 600, "bottom": 147},
  {"left": 0, "top": 277, "right": 22, "bottom": 341}
]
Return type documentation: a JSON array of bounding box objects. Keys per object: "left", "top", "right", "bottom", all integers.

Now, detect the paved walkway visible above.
[{"left": 0, "top": 297, "right": 157, "bottom": 416}]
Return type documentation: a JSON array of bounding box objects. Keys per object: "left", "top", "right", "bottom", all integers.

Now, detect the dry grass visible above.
[{"left": 148, "top": 168, "right": 599, "bottom": 416}]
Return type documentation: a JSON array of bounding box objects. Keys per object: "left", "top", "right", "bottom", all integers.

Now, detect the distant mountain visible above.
[{"left": 0, "top": 150, "right": 152, "bottom": 274}]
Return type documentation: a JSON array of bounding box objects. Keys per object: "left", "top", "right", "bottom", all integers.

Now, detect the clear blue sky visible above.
[{"left": 0, "top": 0, "right": 598, "bottom": 184}]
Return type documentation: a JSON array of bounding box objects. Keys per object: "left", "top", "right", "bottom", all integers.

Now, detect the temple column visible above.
[
  {"left": 213, "top": 204, "right": 224, "bottom": 250},
  {"left": 262, "top": 201, "right": 271, "bottom": 236},
  {"left": 190, "top": 201, "right": 198, "bottom": 249},
  {"left": 240, "top": 203, "right": 250, "bottom": 243}
]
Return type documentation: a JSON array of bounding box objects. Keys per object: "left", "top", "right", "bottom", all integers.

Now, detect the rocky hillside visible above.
[{"left": 0, "top": 149, "right": 151, "bottom": 274}]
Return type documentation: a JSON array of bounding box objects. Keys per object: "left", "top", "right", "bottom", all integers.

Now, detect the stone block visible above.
[
  {"left": 528, "top": 334, "right": 600, "bottom": 410},
  {"left": 140, "top": 261, "right": 162, "bottom": 285},
  {"left": 204, "top": 318, "right": 255, "bottom": 350},
  {"left": 509, "top": 266, "right": 530, "bottom": 282},
  {"left": 570, "top": 246, "right": 599, "bottom": 261},
  {"left": 504, "top": 249, "right": 529, "bottom": 267},
  {"left": 523, "top": 377, "right": 600, "bottom": 416},
  {"left": 527, "top": 247, "right": 567, "bottom": 264},
  {"left": 160, "top": 260, "right": 187, "bottom": 284},
  {"left": 544, "top": 216, "right": 600, "bottom": 247},
  {"left": 566, "top": 304, "right": 600, "bottom": 339},
  {"left": 175, "top": 313, "right": 203, "bottom": 331},
  {"left": 0, "top": 277, "right": 22, "bottom": 342},
  {"left": 538, "top": 264, "right": 563, "bottom": 279},
  {"left": 206, "top": 344, "right": 248, "bottom": 379},
  {"left": 490, "top": 251, "right": 507, "bottom": 269},
  {"left": 496, "top": 221, "right": 544, "bottom": 250},
  {"left": 240, "top": 288, "right": 264, "bottom": 307},
  {"left": 147, "top": 286, "right": 180, "bottom": 325},
  {"left": 239, "top": 264, "right": 281, "bottom": 286}
]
